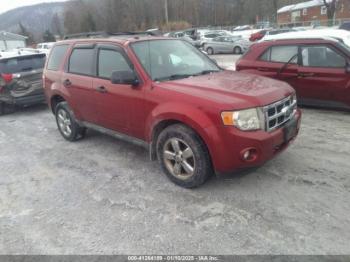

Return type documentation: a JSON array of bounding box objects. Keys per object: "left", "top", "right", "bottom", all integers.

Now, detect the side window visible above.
[
  {"left": 260, "top": 45, "right": 298, "bottom": 63},
  {"left": 68, "top": 48, "right": 95, "bottom": 76},
  {"left": 98, "top": 49, "right": 132, "bottom": 79},
  {"left": 301, "top": 45, "right": 346, "bottom": 68},
  {"left": 260, "top": 48, "right": 271, "bottom": 61},
  {"left": 47, "top": 45, "right": 69, "bottom": 71}
]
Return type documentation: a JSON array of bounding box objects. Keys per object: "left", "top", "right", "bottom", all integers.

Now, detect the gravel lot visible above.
[{"left": 0, "top": 55, "right": 349, "bottom": 255}]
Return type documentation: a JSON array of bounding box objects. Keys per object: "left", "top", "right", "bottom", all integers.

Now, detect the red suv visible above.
[
  {"left": 236, "top": 38, "right": 350, "bottom": 110},
  {"left": 43, "top": 34, "right": 301, "bottom": 188}
]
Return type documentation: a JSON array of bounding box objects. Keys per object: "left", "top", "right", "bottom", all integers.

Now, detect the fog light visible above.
[
  {"left": 241, "top": 148, "right": 258, "bottom": 162},
  {"left": 243, "top": 151, "right": 250, "bottom": 160}
]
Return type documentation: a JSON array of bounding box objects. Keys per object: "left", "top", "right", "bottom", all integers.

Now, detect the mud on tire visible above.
[{"left": 55, "top": 101, "right": 86, "bottom": 142}]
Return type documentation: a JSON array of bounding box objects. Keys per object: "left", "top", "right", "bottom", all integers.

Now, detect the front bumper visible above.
[{"left": 213, "top": 109, "right": 302, "bottom": 175}]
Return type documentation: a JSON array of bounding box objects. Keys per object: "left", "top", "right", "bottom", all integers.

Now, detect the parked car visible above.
[
  {"left": 236, "top": 37, "right": 350, "bottom": 110},
  {"left": 168, "top": 31, "right": 200, "bottom": 47},
  {"left": 249, "top": 30, "right": 268, "bottom": 42},
  {"left": 262, "top": 29, "right": 350, "bottom": 47},
  {"left": 263, "top": 29, "right": 296, "bottom": 38},
  {"left": 37, "top": 42, "right": 55, "bottom": 50},
  {"left": 0, "top": 52, "right": 46, "bottom": 115},
  {"left": 36, "top": 42, "right": 55, "bottom": 55},
  {"left": 233, "top": 25, "right": 252, "bottom": 31},
  {"left": 199, "top": 32, "right": 227, "bottom": 46},
  {"left": 339, "top": 21, "right": 350, "bottom": 31},
  {"left": 203, "top": 36, "right": 251, "bottom": 55},
  {"left": 43, "top": 35, "right": 301, "bottom": 188}
]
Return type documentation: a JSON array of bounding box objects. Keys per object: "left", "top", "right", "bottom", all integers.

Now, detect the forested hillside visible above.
[{"left": 63, "top": 0, "right": 307, "bottom": 33}]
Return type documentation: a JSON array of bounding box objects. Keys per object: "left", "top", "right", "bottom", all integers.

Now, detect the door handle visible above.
[
  {"left": 96, "top": 86, "right": 108, "bottom": 93},
  {"left": 298, "top": 72, "right": 315, "bottom": 78},
  {"left": 257, "top": 67, "right": 269, "bottom": 72},
  {"left": 63, "top": 79, "right": 72, "bottom": 87}
]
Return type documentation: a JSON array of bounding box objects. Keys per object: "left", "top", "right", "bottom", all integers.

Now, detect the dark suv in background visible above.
[{"left": 0, "top": 52, "right": 46, "bottom": 115}]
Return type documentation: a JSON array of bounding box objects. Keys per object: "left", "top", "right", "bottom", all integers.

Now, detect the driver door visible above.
[
  {"left": 92, "top": 44, "right": 145, "bottom": 138},
  {"left": 295, "top": 44, "right": 350, "bottom": 107}
]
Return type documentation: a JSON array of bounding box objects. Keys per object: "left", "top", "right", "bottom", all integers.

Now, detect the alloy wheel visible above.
[
  {"left": 163, "top": 138, "right": 196, "bottom": 180},
  {"left": 57, "top": 109, "right": 72, "bottom": 137}
]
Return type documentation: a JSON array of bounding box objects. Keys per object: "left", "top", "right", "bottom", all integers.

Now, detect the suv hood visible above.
[{"left": 155, "top": 71, "right": 294, "bottom": 109}]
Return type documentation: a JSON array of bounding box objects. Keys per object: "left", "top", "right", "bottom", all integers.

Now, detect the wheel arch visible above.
[
  {"left": 50, "top": 94, "right": 66, "bottom": 114},
  {"left": 146, "top": 103, "right": 220, "bottom": 165}
]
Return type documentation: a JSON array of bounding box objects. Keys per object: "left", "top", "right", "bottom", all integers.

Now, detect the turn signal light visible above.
[{"left": 221, "top": 112, "right": 235, "bottom": 126}]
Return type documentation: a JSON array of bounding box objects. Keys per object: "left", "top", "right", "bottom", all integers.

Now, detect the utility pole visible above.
[{"left": 164, "top": 0, "right": 169, "bottom": 25}]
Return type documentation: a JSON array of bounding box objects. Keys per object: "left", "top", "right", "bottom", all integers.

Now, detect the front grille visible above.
[{"left": 263, "top": 95, "right": 297, "bottom": 132}]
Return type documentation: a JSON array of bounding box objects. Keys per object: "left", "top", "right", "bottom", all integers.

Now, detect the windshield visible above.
[
  {"left": 131, "top": 39, "right": 221, "bottom": 81},
  {"left": 0, "top": 54, "right": 46, "bottom": 74}
]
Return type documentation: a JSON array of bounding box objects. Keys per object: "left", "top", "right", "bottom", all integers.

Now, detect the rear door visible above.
[
  {"left": 62, "top": 44, "right": 98, "bottom": 123},
  {"left": 296, "top": 44, "right": 350, "bottom": 107},
  {"left": 248, "top": 44, "right": 300, "bottom": 87}
]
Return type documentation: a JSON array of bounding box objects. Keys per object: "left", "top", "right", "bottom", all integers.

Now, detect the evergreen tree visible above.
[
  {"left": 42, "top": 30, "right": 56, "bottom": 42},
  {"left": 18, "top": 22, "right": 35, "bottom": 45}
]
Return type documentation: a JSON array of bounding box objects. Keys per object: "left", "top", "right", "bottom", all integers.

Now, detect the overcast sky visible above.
[{"left": 0, "top": 0, "right": 67, "bottom": 14}]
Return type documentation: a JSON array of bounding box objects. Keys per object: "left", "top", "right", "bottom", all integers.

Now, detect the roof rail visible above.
[
  {"left": 262, "top": 36, "right": 340, "bottom": 43},
  {"left": 63, "top": 30, "right": 161, "bottom": 40}
]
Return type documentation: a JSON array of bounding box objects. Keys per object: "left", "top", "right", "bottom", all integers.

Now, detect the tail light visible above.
[{"left": 1, "top": 73, "right": 13, "bottom": 84}]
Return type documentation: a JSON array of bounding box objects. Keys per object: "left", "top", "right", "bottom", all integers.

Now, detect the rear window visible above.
[
  {"left": 47, "top": 45, "right": 69, "bottom": 71},
  {"left": 260, "top": 45, "right": 298, "bottom": 63},
  {"left": 0, "top": 54, "right": 46, "bottom": 74},
  {"left": 68, "top": 48, "right": 95, "bottom": 76}
]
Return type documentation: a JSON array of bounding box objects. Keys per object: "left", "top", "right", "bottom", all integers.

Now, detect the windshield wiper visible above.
[
  {"left": 154, "top": 70, "right": 221, "bottom": 82},
  {"left": 154, "top": 74, "right": 194, "bottom": 82},
  {"left": 195, "top": 69, "right": 221, "bottom": 76}
]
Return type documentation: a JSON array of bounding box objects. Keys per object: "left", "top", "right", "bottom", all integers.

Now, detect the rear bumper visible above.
[
  {"left": 0, "top": 93, "right": 46, "bottom": 106},
  {"left": 212, "top": 109, "right": 302, "bottom": 175}
]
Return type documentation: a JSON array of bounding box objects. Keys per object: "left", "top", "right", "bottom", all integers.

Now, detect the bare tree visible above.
[{"left": 323, "top": 0, "right": 337, "bottom": 25}]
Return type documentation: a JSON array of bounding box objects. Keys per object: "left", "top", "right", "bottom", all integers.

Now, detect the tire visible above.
[
  {"left": 156, "top": 124, "right": 213, "bottom": 188},
  {"left": 233, "top": 46, "right": 242, "bottom": 54},
  {"left": 55, "top": 101, "right": 86, "bottom": 142},
  {"left": 0, "top": 102, "right": 4, "bottom": 116},
  {"left": 206, "top": 47, "right": 214, "bottom": 55}
]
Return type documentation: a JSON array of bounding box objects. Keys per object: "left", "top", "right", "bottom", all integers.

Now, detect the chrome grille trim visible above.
[{"left": 263, "top": 95, "right": 297, "bottom": 132}]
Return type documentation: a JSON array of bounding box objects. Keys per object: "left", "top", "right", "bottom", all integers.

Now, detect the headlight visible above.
[
  {"left": 292, "top": 93, "right": 297, "bottom": 104},
  {"left": 221, "top": 108, "right": 264, "bottom": 131}
]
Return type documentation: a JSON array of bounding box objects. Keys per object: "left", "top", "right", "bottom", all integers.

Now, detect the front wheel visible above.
[
  {"left": 233, "top": 46, "right": 242, "bottom": 54},
  {"left": 206, "top": 47, "right": 214, "bottom": 55},
  {"left": 55, "top": 102, "right": 86, "bottom": 142},
  {"left": 157, "top": 124, "right": 212, "bottom": 188}
]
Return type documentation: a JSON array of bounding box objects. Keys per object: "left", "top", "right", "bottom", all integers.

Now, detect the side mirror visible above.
[{"left": 111, "top": 70, "right": 139, "bottom": 86}]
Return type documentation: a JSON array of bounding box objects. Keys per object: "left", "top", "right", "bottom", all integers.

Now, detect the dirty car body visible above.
[
  {"left": 0, "top": 53, "right": 46, "bottom": 113},
  {"left": 44, "top": 36, "right": 301, "bottom": 188}
]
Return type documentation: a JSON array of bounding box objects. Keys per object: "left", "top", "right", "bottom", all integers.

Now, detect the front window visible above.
[
  {"left": 131, "top": 40, "right": 221, "bottom": 81},
  {"left": 98, "top": 49, "right": 132, "bottom": 79},
  {"left": 301, "top": 45, "right": 346, "bottom": 68}
]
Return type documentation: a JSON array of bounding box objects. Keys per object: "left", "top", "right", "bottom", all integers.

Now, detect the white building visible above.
[{"left": 0, "top": 31, "right": 27, "bottom": 51}]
